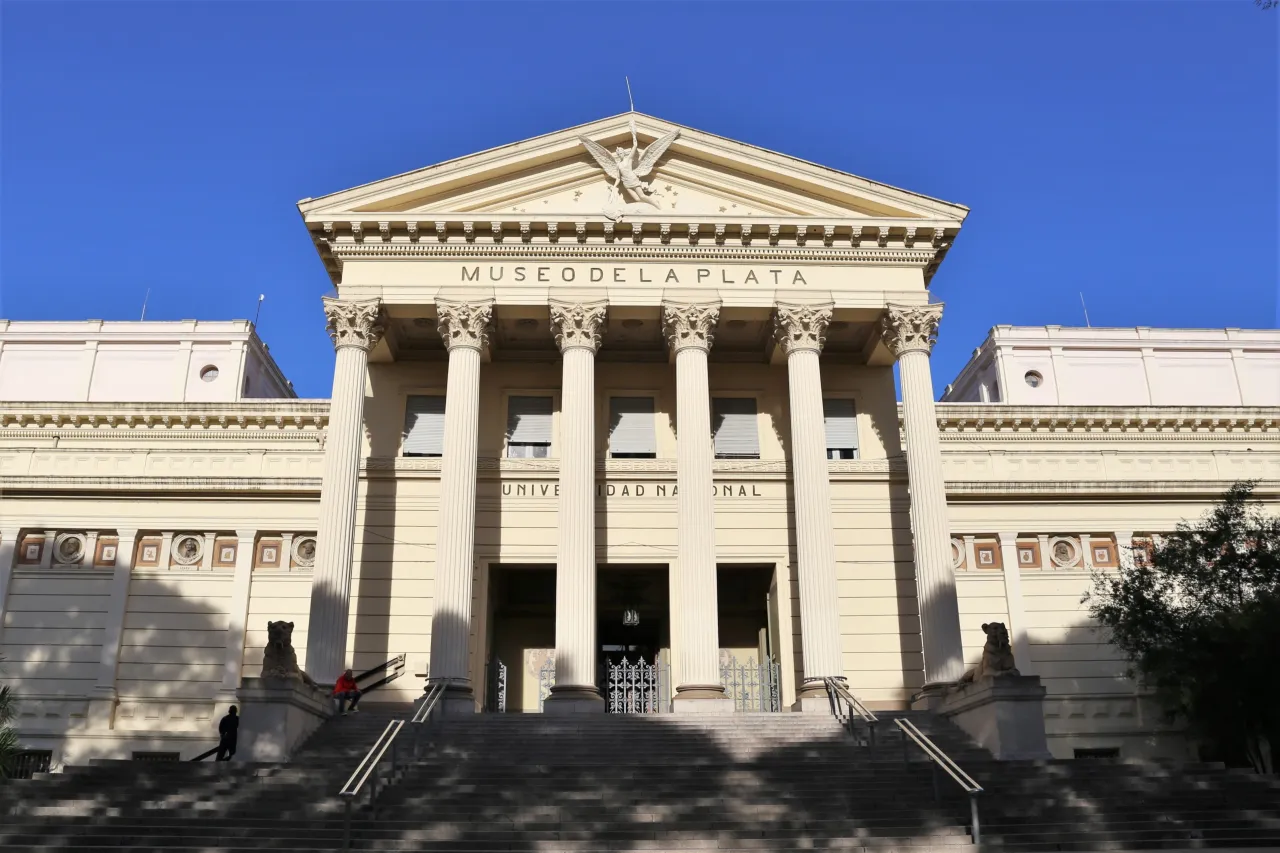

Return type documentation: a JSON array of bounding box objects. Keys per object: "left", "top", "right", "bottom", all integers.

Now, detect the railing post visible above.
[
  {"left": 868, "top": 721, "right": 877, "bottom": 757},
  {"left": 902, "top": 729, "right": 910, "bottom": 765},
  {"left": 970, "top": 793, "right": 981, "bottom": 846},
  {"left": 931, "top": 760, "right": 940, "bottom": 802}
]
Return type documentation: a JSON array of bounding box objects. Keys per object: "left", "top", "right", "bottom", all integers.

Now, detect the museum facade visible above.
[{"left": 2, "top": 113, "right": 1277, "bottom": 766}]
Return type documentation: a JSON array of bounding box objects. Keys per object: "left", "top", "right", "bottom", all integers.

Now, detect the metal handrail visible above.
[
  {"left": 824, "top": 677, "right": 879, "bottom": 723},
  {"left": 823, "top": 677, "right": 879, "bottom": 753},
  {"left": 337, "top": 682, "right": 449, "bottom": 850},
  {"left": 894, "top": 717, "right": 984, "bottom": 845}
]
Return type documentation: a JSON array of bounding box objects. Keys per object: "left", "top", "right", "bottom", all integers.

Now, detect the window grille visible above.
[
  {"left": 402, "top": 395, "right": 445, "bottom": 457},
  {"left": 608, "top": 396, "right": 657, "bottom": 458},
  {"left": 506, "top": 395, "right": 553, "bottom": 458},
  {"left": 712, "top": 397, "right": 759, "bottom": 459}
]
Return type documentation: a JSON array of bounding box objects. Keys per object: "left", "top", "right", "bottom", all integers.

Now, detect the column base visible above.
[
  {"left": 673, "top": 685, "right": 733, "bottom": 714},
  {"left": 543, "top": 686, "right": 605, "bottom": 715},
  {"left": 431, "top": 682, "right": 478, "bottom": 716},
  {"left": 910, "top": 681, "right": 957, "bottom": 711},
  {"left": 793, "top": 677, "right": 833, "bottom": 713},
  {"left": 86, "top": 687, "right": 118, "bottom": 730}
]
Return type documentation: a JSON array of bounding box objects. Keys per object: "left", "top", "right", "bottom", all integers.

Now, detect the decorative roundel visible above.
[
  {"left": 1024, "top": 370, "right": 1044, "bottom": 388},
  {"left": 199, "top": 365, "right": 220, "bottom": 382},
  {"left": 53, "top": 533, "right": 87, "bottom": 565},
  {"left": 950, "top": 538, "right": 965, "bottom": 570},
  {"left": 292, "top": 536, "right": 317, "bottom": 568},
  {"left": 1049, "top": 536, "right": 1082, "bottom": 569},
  {"left": 172, "top": 534, "right": 204, "bottom": 566}
]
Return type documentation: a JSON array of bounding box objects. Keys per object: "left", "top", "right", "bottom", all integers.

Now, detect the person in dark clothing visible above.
[{"left": 215, "top": 706, "right": 239, "bottom": 761}]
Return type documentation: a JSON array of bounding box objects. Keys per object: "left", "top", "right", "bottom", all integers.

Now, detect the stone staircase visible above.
[{"left": 1, "top": 704, "right": 1278, "bottom": 851}]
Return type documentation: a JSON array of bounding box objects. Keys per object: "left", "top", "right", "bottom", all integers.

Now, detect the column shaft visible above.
[
  {"left": 88, "top": 529, "right": 137, "bottom": 728},
  {"left": 898, "top": 348, "right": 965, "bottom": 684},
  {"left": 218, "top": 530, "right": 258, "bottom": 704},
  {"left": 305, "top": 297, "right": 384, "bottom": 686},
  {"left": 546, "top": 300, "right": 607, "bottom": 712},
  {"left": 673, "top": 345, "right": 724, "bottom": 697},
  {"left": 785, "top": 347, "right": 844, "bottom": 687},
  {"left": 0, "top": 527, "right": 20, "bottom": 644},
  {"left": 306, "top": 344, "right": 371, "bottom": 684},
  {"left": 429, "top": 345, "right": 483, "bottom": 690}
]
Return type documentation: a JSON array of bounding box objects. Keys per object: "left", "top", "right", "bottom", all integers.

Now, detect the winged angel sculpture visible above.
[{"left": 578, "top": 119, "right": 680, "bottom": 221}]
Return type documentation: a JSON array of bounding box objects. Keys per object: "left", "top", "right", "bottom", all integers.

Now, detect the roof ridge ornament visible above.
[{"left": 578, "top": 118, "right": 680, "bottom": 222}]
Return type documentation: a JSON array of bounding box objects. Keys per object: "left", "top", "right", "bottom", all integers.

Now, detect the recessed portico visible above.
[{"left": 298, "top": 112, "right": 970, "bottom": 714}]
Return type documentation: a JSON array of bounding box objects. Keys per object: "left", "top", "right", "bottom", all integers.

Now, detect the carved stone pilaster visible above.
[
  {"left": 549, "top": 300, "right": 607, "bottom": 353},
  {"left": 774, "top": 302, "right": 833, "bottom": 356},
  {"left": 661, "top": 302, "right": 721, "bottom": 354},
  {"left": 322, "top": 298, "right": 386, "bottom": 352},
  {"left": 880, "top": 302, "right": 944, "bottom": 359},
  {"left": 435, "top": 299, "right": 494, "bottom": 352}
]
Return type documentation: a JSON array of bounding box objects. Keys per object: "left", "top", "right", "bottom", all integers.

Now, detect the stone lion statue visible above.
[
  {"left": 958, "top": 621, "right": 1020, "bottom": 684},
  {"left": 260, "top": 620, "right": 318, "bottom": 688}
]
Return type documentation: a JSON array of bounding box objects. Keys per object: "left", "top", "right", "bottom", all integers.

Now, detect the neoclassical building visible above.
[{"left": 2, "top": 113, "right": 1277, "bottom": 766}]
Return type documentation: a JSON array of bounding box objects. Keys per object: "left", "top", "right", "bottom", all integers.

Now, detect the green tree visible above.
[
  {"left": 0, "top": 659, "right": 17, "bottom": 779},
  {"left": 1085, "top": 481, "right": 1280, "bottom": 773}
]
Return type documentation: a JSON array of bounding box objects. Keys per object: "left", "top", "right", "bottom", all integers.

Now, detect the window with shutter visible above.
[
  {"left": 506, "top": 395, "right": 553, "bottom": 458},
  {"left": 609, "top": 397, "right": 657, "bottom": 458},
  {"left": 712, "top": 397, "right": 760, "bottom": 459},
  {"left": 823, "top": 398, "right": 859, "bottom": 460},
  {"left": 402, "top": 395, "right": 446, "bottom": 457}
]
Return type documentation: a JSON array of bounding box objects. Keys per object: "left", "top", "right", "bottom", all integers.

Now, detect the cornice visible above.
[
  {"left": 0, "top": 476, "right": 322, "bottom": 492},
  {"left": 928, "top": 405, "right": 1280, "bottom": 437},
  {"left": 0, "top": 403, "right": 330, "bottom": 432},
  {"left": 945, "top": 478, "right": 1280, "bottom": 497},
  {"left": 361, "top": 456, "right": 901, "bottom": 476}
]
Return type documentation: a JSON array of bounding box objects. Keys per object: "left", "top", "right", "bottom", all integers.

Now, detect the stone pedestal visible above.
[
  {"left": 936, "top": 674, "right": 1053, "bottom": 760},
  {"left": 234, "top": 677, "right": 332, "bottom": 762}
]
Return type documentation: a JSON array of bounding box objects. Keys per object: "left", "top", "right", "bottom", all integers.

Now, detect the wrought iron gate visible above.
[
  {"left": 720, "top": 655, "right": 782, "bottom": 712},
  {"left": 537, "top": 658, "right": 556, "bottom": 711},
  {"left": 605, "top": 656, "right": 671, "bottom": 714}
]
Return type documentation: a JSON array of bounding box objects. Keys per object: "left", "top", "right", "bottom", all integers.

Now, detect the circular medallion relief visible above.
[
  {"left": 1024, "top": 370, "right": 1043, "bottom": 388},
  {"left": 292, "top": 536, "right": 317, "bottom": 568},
  {"left": 1049, "top": 536, "right": 1082, "bottom": 569},
  {"left": 950, "top": 538, "right": 965, "bottom": 570},
  {"left": 172, "top": 534, "right": 204, "bottom": 566},
  {"left": 53, "top": 533, "right": 87, "bottom": 565},
  {"left": 199, "top": 365, "right": 220, "bottom": 382}
]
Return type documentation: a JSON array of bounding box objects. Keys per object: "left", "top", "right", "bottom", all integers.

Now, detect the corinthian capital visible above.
[
  {"left": 436, "top": 298, "right": 494, "bottom": 352},
  {"left": 879, "top": 302, "right": 944, "bottom": 359},
  {"left": 773, "top": 302, "right": 833, "bottom": 355},
  {"left": 549, "top": 300, "right": 607, "bottom": 353},
  {"left": 661, "top": 301, "right": 721, "bottom": 354},
  {"left": 323, "top": 297, "right": 386, "bottom": 352}
]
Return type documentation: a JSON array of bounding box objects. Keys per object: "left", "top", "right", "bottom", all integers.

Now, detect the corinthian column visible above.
[
  {"left": 774, "top": 303, "right": 844, "bottom": 705},
  {"left": 662, "top": 301, "right": 731, "bottom": 711},
  {"left": 306, "top": 297, "right": 385, "bottom": 685},
  {"left": 428, "top": 298, "right": 493, "bottom": 712},
  {"left": 545, "top": 300, "right": 608, "bottom": 714},
  {"left": 880, "top": 303, "right": 965, "bottom": 688}
]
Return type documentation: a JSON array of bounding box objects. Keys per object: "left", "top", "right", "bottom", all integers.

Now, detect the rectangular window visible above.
[
  {"left": 608, "top": 396, "right": 657, "bottom": 458},
  {"left": 402, "top": 395, "right": 445, "bottom": 457},
  {"left": 712, "top": 397, "right": 760, "bottom": 459},
  {"left": 506, "top": 395, "right": 553, "bottom": 458},
  {"left": 823, "top": 398, "right": 859, "bottom": 460}
]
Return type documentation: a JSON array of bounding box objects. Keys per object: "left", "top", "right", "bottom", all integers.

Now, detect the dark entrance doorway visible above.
[
  {"left": 486, "top": 565, "right": 555, "bottom": 712},
  {"left": 597, "top": 565, "right": 670, "bottom": 712}
]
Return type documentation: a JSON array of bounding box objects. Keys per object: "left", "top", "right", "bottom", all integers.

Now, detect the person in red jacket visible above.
[{"left": 332, "top": 670, "right": 361, "bottom": 715}]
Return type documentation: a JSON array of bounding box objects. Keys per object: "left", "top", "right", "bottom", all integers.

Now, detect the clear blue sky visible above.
[{"left": 2, "top": 2, "right": 1276, "bottom": 398}]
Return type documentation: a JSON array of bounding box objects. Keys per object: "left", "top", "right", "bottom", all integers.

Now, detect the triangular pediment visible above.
[{"left": 299, "top": 113, "right": 968, "bottom": 222}]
